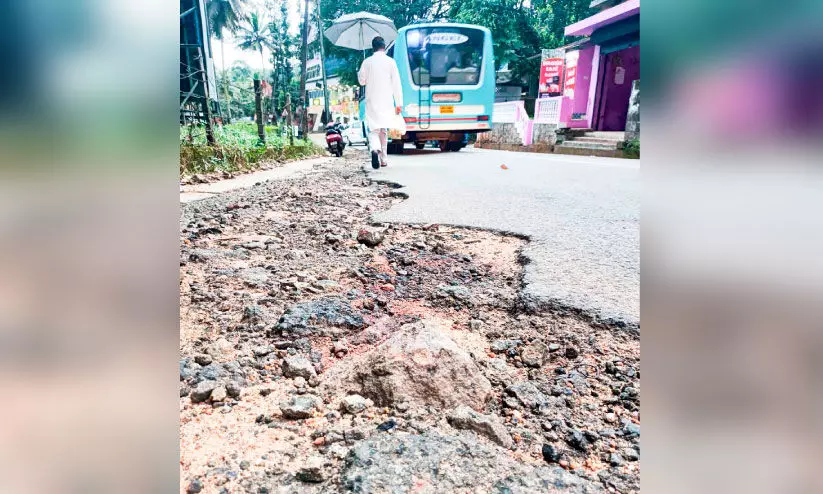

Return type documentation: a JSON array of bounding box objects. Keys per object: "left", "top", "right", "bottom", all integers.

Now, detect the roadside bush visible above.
[
  {"left": 180, "top": 123, "right": 322, "bottom": 177},
  {"left": 624, "top": 139, "right": 640, "bottom": 159},
  {"left": 181, "top": 122, "right": 291, "bottom": 149}
]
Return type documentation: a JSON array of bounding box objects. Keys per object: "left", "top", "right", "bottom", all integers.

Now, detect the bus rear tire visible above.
[
  {"left": 388, "top": 141, "right": 404, "bottom": 155},
  {"left": 415, "top": 142, "right": 425, "bottom": 150},
  {"left": 448, "top": 142, "right": 463, "bottom": 152}
]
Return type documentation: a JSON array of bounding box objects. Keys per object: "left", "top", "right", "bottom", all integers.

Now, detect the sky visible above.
[{"left": 212, "top": 0, "right": 305, "bottom": 73}]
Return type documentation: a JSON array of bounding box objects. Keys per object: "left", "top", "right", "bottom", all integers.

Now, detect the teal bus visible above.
[{"left": 358, "top": 22, "right": 495, "bottom": 153}]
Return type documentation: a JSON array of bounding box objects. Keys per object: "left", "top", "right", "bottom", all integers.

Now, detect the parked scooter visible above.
[{"left": 325, "top": 122, "right": 345, "bottom": 157}]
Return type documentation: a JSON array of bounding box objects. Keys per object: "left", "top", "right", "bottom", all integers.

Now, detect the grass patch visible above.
[{"left": 180, "top": 123, "right": 322, "bottom": 177}]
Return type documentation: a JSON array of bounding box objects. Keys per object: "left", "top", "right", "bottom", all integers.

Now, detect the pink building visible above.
[{"left": 558, "top": 0, "right": 640, "bottom": 132}]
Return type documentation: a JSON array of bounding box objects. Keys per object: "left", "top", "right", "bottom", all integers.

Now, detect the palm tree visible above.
[
  {"left": 206, "top": 0, "right": 244, "bottom": 39},
  {"left": 236, "top": 12, "right": 273, "bottom": 80},
  {"left": 206, "top": 0, "right": 245, "bottom": 122},
  {"left": 268, "top": 3, "right": 295, "bottom": 121}
]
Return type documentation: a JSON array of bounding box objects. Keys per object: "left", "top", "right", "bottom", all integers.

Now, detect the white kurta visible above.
[{"left": 358, "top": 51, "right": 404, "bottom": 130}]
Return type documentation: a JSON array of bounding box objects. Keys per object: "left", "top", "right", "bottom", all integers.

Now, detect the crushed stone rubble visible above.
[{"left": 180, "top": 155, "right": 640, "bottom": 493}]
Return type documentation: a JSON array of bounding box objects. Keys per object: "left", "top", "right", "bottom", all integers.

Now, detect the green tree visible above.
[
  {"left": 217, "top": 61, "right": 257, "bottom": 120},
  {"left": 269, "top": 0, "right": 297, "bottom": 119},
  {"left": 532, "top": 0, "right": 594, "bottom": 48},
  {"left": 206, "top": 0, "right": 245, "bottom": 39},
  {"left": 311, "top": 0, "right": 593, "bottom": 90},
  {"left": 450, "top": 0, "right": 527, "bottom": 65},
  {"left": 207, "top": 0, "right": 246, "bottom": 122},
  {"left": 517, "top": 0, "right": 593, "bottom": 80},
  {"left": 317, "top": 0, "right": 442, "bottom": 86},
  {"left": 450, "top": 0, "right": 593, "bottom": 84},
  {"left": 237, "top": 12, "right": 273, "bottom": 79},
  {"left": 237, "top": 11, "right": 274, "bottom": 121}
]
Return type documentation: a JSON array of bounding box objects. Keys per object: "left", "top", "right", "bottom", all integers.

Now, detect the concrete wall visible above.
[
  {"left": 475, "top": 123, "right": 521, "bottom": 144},
  {"left": 477, "top": 101, "right": 558, "bottom": 150},
  {"left": 475, "top": 122, "right": 556, "bottom": 153},
  {"left": 532, "top": 123, "right": 558, "bottom": 145}
]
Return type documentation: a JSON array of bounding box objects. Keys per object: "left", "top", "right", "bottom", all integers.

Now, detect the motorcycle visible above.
[{"left": 325, "top": 122, "right": 345, "bottom": 157}]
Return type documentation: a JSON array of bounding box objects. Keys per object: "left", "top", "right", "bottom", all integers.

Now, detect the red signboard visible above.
[{"left": 539, "top": 57, "right": 565, "bottom": 95}]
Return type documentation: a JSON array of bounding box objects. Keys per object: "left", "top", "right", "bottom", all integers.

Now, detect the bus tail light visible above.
[
  {"left": 432, "top": 93, "right": 462, "bottom": 103},
  {"left": 477, "top": 115, "right": 490, "bottom": 121}
]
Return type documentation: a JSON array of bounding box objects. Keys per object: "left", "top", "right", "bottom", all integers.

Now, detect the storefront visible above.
[
  {"left": 306, "top": 84, "right": 360, "bottom": 131},
  {"left": 327, "top": 84, "right": 359, "bottom": 124},
  {"left": 305, "top": 54, "right": 361, "bottom": 131},
  {"left": 554, "top": 0, "right": 639, "bottom": 131}
]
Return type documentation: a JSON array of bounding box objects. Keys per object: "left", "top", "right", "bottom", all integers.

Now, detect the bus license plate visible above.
[{"left": 439, "top": 105, "right": 454, "bottom": 114}]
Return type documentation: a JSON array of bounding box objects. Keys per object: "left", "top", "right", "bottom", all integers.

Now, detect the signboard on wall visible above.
[
  {"left": 564, "top": 51, "right": 579, "bottom": 99},
  {"left": 539, "top": 49, "right": 565, "bottom": 95}
]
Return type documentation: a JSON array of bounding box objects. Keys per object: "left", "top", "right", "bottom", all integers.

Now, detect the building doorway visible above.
[{"left": 594, "top": 45, "right": 639, "bottom": 131}]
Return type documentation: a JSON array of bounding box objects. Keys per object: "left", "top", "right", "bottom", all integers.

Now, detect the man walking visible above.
[{"left": 358, "top": 36, "right": 403, "bottom": 169}]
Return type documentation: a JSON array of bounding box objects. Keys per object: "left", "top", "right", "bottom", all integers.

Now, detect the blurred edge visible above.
[
  {"left": 644, "top": 0, "right": 823, "bottom": 493},
  {"left": 1, "top": 0, "right": 823, "bottom": 492},
  {"left": 0, "top": 1, "right": 179, "bottom": 493}
]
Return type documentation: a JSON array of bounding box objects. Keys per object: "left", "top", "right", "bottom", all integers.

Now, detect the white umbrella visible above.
[{"left": 324, "top": 12, "right": 397, "bottom": 55}]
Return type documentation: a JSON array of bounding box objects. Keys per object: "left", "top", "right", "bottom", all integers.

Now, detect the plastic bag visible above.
[{"left": 388, "top": 112, "right": 407, "bottom": 138}]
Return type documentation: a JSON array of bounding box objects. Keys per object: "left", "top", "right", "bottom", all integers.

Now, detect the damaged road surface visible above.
[
  {"left": 368, "top": 147, "right": 640, "bottom": 328},
  {"left": 180, "top": 153, "right": 640, "bottom": 493}
]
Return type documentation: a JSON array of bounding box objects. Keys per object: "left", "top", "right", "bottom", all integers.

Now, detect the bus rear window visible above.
[{"left": 406, "top": 27, "right": 484, "bottom": 86}]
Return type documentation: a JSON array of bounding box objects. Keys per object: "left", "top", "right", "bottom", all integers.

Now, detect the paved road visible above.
[{"left": 365, "top": 145, "right": 639, "bottom": 327}]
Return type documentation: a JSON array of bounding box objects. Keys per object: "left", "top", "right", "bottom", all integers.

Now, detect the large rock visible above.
[
  {"left": 241, "top": 305, "right": 271, "bottom": 325},
  {"left": 210, "top": 386, "right": 227, "bottom": 402},
  {"left": 490, "top": 339, "right": 521, "bottom": 353},
  {"left": 238, "top": 267, "right": 270, "bottom": 287},
  {"left": 356, "top": 228, "right": 385, "bottom": 247},
  {"left": 448, "top": 405, "right": 513, "bottom": 448},
  {"left": 506, "top": 381, "right": 550, "bottom": 410},
  {"left": 437, "top": 284, "right": 473, "bottom": 305},
  {"left": 190, "top": 380, "right": 217, "bottom": 403},
  {"left": 340, "top": 432, "right": 602, "bottom": 493},
  {"left": 277, "top": 297, "right": 365, "bottom": 336},
  {"left": 349, "top": 316, "right": 400, "bottom": 346},
  {"left": 280, "top": 394, "right": 322, "bottom": 419},
  {"left": 325, "top": 320, "right": 492, "bottom": 409},
  {"left": 482, "top": 357, "right": 520, "bottom": 386},
  {"left": 340, "top": 394, "right": 370, "bottom": 414},
  {"left": 520, "top": 341, "right": 548, "bottom": 367},
  {"left": 296, "top": 456, "right": 328, "bottom": 483},
  {"left": 282, "top": 355, "right": 317, "bottom": 379},
  {"left": 207, "top": 337, "right": 235, "bottom": 360}
]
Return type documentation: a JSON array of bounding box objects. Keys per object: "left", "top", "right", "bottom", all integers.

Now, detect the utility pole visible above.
[
  {"left": 316, "top": 0, "right": 331, "bottom": 125},
  {"left": 196, "top": 46, "right": 216, "bottom": 145},
  {"left": 204, "top": 17, "right": 224, "bottom": 127},
  {"left": 222, "top": 41, "right": 232, "bottom": 123},
  {"left": 254, "top": 78, "right": 266, "bottom": 144},
  {"left": 286, "top": 92, "right": 294, "bottom": 146},
  {"left": 299, "top": 0, "right": 310, "bottom": 139}
]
